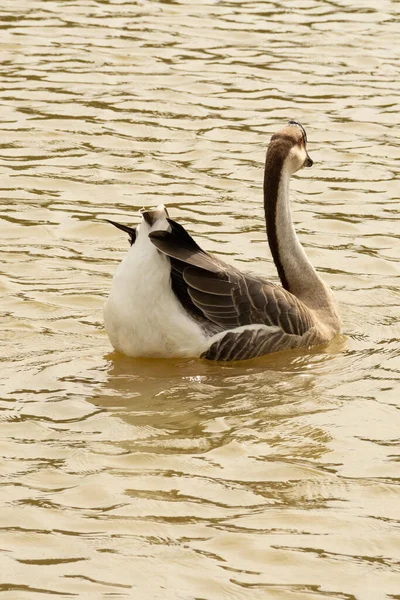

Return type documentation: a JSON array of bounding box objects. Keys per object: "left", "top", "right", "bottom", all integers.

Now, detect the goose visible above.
[{"left": 104, "top": 120, "right": 341, "bottom": 361}]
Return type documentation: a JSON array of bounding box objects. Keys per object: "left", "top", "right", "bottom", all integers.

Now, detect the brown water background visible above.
[{"left": 0, "top": 1, "right": 399, "bottom": 598}]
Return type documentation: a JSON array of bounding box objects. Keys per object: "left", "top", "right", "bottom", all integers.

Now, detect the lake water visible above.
[{"left": 0, "top": 1, "right": 399, "bottom": 598}]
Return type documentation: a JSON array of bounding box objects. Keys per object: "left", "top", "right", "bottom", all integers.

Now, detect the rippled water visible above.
[{"left": 1, "top": 1, "right": 399, "bottom": 598}]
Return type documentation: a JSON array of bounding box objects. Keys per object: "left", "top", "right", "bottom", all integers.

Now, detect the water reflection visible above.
[
  {"left": 90, "top": 349, "right": 341, "bottom": 493},
  {"left": 1, "top": 0, "right": 400, "bottom": 598}
]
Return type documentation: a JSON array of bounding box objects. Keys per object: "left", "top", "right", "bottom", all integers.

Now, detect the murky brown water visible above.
[{"left": 1, "top": 1, "right": 399, "bottom": 598}]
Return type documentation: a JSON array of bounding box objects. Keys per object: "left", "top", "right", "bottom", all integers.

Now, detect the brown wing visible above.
[
  {"left": 202, "top": 324, "right": 317, "bottom": 361},
  {"left": 149, "top": 219, "right": 315, "bottom": 337},
  {"left": 184, "top": 267, "right": 314, "bottom": 335}
]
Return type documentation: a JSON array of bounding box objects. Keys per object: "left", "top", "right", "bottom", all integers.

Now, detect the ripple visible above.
[{"left": 0, "top": 0, "right": 400, "bottom": 599}]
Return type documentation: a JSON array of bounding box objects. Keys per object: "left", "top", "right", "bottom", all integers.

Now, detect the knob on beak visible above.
[{"left": 304, "top": 154, "right": 313, "bottom": 168}]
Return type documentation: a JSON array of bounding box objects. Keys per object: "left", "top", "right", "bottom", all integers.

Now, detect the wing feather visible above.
[
  {"left": 187, "top": 288, "right": 233, "bottom": 308},
  {"left": 202, "top": 325, "right": 311, "bottom": 361},
  {"left": 149, "top": 218, "right": 316, "bottom": 342}
]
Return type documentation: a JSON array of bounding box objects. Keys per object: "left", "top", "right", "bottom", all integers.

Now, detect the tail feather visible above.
[
  {"left": 106, "top": 220, "right": 137, "bottom": 245},
  {"left": 149, "top": 218, "right": 222, "bottom": 274}
]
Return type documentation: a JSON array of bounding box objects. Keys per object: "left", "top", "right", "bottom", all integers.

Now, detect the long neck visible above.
[{"left": 264, "top": 155, "right": 337, "bottom": 317}]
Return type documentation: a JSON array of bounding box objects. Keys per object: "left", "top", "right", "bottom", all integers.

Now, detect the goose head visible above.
[{"left": 267, "top": 120, "right": 313, "bottom": 175}]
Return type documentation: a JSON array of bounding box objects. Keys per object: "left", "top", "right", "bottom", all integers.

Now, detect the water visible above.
[{"left": 1, "top": 1, "right": 399, "bottom": 598}]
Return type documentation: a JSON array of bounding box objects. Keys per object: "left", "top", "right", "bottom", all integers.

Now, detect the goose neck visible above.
[{"left": 263, "top": 158, "right": 333, "bottom": 312}]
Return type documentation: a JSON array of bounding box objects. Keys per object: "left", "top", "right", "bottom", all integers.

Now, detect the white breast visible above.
[{"left": 104, "top": 219, "right": 208, "bottom": 358}]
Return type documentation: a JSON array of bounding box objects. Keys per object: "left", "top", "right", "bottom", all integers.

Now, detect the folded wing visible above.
[{"left": 149, "top": 219, "right": 316, "bottom": 351}]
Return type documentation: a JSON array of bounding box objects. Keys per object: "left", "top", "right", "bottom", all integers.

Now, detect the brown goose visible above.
[{"left": 104, "top": 120, "right": 341, "bottom": 361}]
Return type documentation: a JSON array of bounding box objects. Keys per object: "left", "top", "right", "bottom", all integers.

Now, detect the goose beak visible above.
[{"left": 304, "top": 154, "right": 313, "bottom": 168}]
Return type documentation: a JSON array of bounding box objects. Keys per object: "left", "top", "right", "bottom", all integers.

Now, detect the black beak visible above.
[
  {"left": 304, "top": 154, "right": 313, "bottom": 168},
  {"left": 106, "top": 219, "right": 137, "bottom": 245}
]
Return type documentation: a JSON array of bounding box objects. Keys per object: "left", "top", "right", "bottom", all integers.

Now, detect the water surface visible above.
[{"left": 0, "top": 1, "right": 399, "bottom": 598}]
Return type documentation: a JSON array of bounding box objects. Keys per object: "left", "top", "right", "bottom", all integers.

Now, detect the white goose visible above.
[{"left": 104, "top": 121, "right": 341, "bottom": 361}]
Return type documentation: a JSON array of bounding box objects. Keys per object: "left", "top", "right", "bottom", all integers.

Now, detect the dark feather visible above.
[
  {"left": 187, "top": 287, "right": 234, "bottom": 308},
  {"left": 149, "top": 220, "right": 223, "bottom": 273},
  {"left": 149, "top": 217, "right": 315, "bottom": 348},
  {"left": 201, "top": 326, "right": 304, "bottom": 361},
  {"left": 106, "top": 220, "right": 137, "bottom": 246},
  {"left": 183, "top": 267, "right": 233, "bottom": 295}
]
